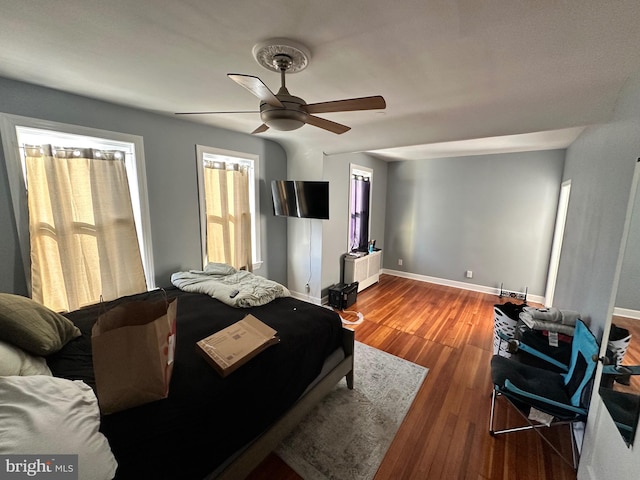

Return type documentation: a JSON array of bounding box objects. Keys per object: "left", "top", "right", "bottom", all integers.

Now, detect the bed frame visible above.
[{"left": 211, "top": 327, "right": 355, "bottom": 479}]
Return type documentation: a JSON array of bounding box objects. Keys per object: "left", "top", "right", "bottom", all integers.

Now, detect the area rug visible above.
[{"left": 276, "top": 341, "right": 428, "bottom": 480}]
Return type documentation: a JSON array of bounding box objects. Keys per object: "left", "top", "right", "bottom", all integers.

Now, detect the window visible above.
[
  {"left": 0, "top": 114, "right": 154, "bottom": 311},
  {"left": 348, "top": 164, "right": 372, "bottom": 253},
  {"left": 196, "top": 145, "right": 261, "bottom": 270}
]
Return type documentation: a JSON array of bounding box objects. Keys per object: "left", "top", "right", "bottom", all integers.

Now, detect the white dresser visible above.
[{"left": 344, "top": 250, "right": 382, "bottom": 292}]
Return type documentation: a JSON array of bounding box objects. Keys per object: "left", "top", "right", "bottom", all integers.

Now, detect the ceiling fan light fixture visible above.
[
  {"left": 261, "top": 107, "right": 306, "bottom": 131},
  {"left": 264, "top": 118, "right": 305, "bottom": 131}
]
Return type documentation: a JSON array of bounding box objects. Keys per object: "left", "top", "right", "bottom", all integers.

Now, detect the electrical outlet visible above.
[
  {"left": 466, "top": 270, "right": 473, "bottom": 278},
  {"left": 398, "top": 259, "right": 403, "bottom": 266}
]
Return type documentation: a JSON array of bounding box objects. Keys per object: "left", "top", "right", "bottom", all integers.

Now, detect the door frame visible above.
[{"left": 545, "top": 179, "right": 572, "bottom": 307}]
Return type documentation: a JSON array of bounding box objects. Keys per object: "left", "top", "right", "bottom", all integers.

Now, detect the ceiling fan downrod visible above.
[
  {"left": 261, "top": 54, "right": 307, "bottom": 131},
  {"left": 273, "top": 54, "right": 292, "bottom": 93}
]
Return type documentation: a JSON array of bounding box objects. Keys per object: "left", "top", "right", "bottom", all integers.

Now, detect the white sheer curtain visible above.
[
  {"left": 203, "top": 162, "right": 253, "bottom": 271},
  {"left": 25, "top": 145, "right": 147, "bottom": 312}
]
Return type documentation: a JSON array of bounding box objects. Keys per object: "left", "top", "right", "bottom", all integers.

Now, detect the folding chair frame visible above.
[
  {"left": 489, "top": 319, "right": 599, "bottom": 471},
  {"left": 489, "top": 388, "right": 582, "bottom": 470}
]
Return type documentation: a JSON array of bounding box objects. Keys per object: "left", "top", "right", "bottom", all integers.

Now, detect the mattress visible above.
[{"left": 47, "top": 287, "right": 344, "bottom": 479}]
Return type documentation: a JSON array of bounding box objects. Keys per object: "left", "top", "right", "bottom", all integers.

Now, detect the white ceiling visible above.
[{"left": 1, "top": 1, "right": 639, "bottom": 160}]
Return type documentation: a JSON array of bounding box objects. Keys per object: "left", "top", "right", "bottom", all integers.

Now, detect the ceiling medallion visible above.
[{"left": 252, "top": 38, "right": 311, "bottom": 73}]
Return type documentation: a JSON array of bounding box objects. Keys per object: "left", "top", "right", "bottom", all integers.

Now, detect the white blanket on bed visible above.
[{"left": 170, "top": 263, "right": 290, "bottom": 308}]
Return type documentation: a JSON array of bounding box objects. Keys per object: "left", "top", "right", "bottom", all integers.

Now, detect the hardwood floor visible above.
[{"left": 247, "top": 274, "right": 578, "bottom": 480}]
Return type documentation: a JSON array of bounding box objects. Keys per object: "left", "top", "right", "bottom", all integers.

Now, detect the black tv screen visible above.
[{"left": 271, "top": 180, "right": 329, "bottom": 219}]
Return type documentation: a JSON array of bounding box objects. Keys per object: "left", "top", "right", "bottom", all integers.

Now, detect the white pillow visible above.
[
  {"left": 0, "top": 340, "right": 52, "bottom": 376},
  {"left": 0, "top": 375, "right": 117, "bottom": 480}
]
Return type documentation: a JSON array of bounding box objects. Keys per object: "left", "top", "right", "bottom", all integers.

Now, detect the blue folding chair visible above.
[{"left": 489, "top": 319, "right": 599, "bottom": 470}]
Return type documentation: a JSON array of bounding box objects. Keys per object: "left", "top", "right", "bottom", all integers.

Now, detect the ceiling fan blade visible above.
[
  {"left": 228, "top": 74, "right": 284, "bottom": 108},
  {"left": 175, "top": 110, "right": 259, "bottom": 115},
  {"left": 251, "top": 124, "right": 270, "bottom": 134},
  {"left": 305, "top": 95, "right": 386, "bottom": 114},
  {"left": 303, "top": 114, "right": 351, "bottom": 134}
]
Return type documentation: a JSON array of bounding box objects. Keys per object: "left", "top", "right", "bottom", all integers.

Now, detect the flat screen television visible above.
[{"left": 271, "top": 180, "right": 329, "bottom": 219}]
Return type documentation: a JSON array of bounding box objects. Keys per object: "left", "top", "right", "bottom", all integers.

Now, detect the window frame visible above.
[
  {"left": 195, "top": 145, "right": 262, "bottom": 270},
  {"left": 348, "top": 163, "right": 373, "bottom": 252},
  {"left": 0, "top": 113, "right": 156, "bottom": 293}
]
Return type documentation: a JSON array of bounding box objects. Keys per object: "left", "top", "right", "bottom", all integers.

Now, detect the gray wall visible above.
[
  {"left": 555, "top": 121, "right": 639, "bottom": 338},
  {"left": 281, "top": 143, "right": 325, "bottom": 300},
  {"left": 383, "top": 150, "right": 566, "bottom": 296},
  {"left": 615, "top": 187, "right": 640, "bottom": 311},
  {"left": 322, "top": 152, "right": 388, "bottom": 293},
  {"left": 0, "top": 77, "right": 288, "bottom": 294},
  {"left": 560, "top": 72, "right": 640, "bottom": 480},
  {"left": 278, "top": 145, "right": 388, "bottom": 300}
]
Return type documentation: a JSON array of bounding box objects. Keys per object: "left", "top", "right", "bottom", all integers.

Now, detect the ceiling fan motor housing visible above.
[{"left": 253, "top": 39, "right": 311, "bottom": 131}]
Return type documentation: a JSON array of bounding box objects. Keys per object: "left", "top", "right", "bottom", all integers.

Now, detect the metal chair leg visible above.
[
  {"left": 569, "top": 421, "right": 579, "bottom": 470},
  {"left": 489, "top": 389, "right": 580, "bottom": 471},
  {"left": 489, "top": 388, "right": 497, "bottom": 435}
]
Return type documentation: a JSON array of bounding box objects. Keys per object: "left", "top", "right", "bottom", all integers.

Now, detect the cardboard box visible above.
[{"left": 196, "top": 314, "right": 279, "bottom": 377}]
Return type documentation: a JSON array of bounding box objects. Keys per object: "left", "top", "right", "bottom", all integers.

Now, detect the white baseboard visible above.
[
  {"left": 381, "top": 269, "right": 545, "bottom": 305},
  {"left": 612, "top": 306, "right": 640, "bottom": 320},
  {"left": 289, "top": 290, "right": 323, "bottom": 305}
]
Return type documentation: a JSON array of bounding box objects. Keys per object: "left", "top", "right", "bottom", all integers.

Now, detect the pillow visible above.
[
  {"left": 203, "top": 262, "right": 237, "bottom": 275},
  {"left": 0, "top": 293, "right": 81, "bottom": 355},
  {"left": 0, "top": 340, "right": 52, "bottom": 376},
  {"left": 0, "top": 375, "right": 117, "bottom": 480}
]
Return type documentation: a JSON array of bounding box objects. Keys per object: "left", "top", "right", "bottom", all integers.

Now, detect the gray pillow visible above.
[{"left": 0, "top": 293, "right": 81, "bottom": 355}]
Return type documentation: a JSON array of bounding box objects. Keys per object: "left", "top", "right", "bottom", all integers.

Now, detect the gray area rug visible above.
[{"left": 276, "top": 341, "right": 428, "bottom": 480}]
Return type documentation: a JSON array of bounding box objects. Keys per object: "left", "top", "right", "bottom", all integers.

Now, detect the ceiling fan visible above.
[{"left": 176, "top": 39, "right": 386, "bottom": 135}]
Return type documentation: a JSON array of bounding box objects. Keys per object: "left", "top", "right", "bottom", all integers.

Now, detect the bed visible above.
[{"left": 12, "top": 286, "right": 353, "bottom": 479}]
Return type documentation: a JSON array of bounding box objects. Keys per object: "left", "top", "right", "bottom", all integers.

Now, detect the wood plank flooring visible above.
[{"left": 247, "top": 274, "right": 578, "bottom": 480}]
